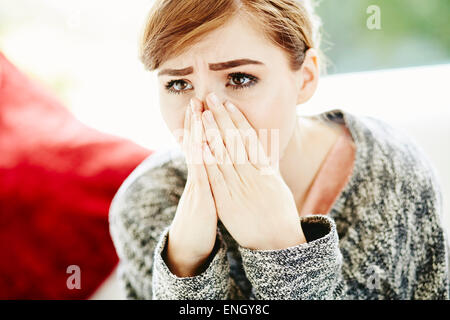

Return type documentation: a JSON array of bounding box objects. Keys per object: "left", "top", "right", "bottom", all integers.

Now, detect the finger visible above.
[
  {"left": 202, "top": 141, "right": 229, "bottom": 204},
  {"left": 205, "top": 92, "right": 248, "bottom": 165},
  {"left": 190, "top": 141, "right": 210, "bottom": 188},
  {"left": 190, "top": 105, "right": 204, "bottom": 165},
  {"left": 190, "top": 97, "right": 207, "bottom": 144},
  {"left": 184, "top": 105, "right": 194, "bottom": 172},
  {"left": 185, "top": 104, "right": 199, "bottom": 168},
  {"left": 186, "top": 107, "right": 208, "bottom": 187},
  {"left": 201, "top": 110, "right": 230, "bottom": 165},
  {"left": 190, "top": 96, "right": 204, "bottom": 113},
  {"left": 202, "top": 110, "right": 241, "bottom": 183},
  {"left": 182, "top": 103, "right": 191, "bottom": 156},
  {"left": 224, "top": 100, "right": 270, "bottom": 169}
]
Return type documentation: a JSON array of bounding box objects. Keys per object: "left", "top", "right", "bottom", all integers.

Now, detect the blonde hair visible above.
[{"left": 140, "top": 0, "right": 325, "bottom": 73}]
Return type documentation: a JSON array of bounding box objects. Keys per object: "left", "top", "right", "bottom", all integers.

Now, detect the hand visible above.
[
  {"left": 165, "top": 99, "right": 218, "bottom": 277},
  {"left": 200, "top": 92, "right": 307, "bottom": 250}
]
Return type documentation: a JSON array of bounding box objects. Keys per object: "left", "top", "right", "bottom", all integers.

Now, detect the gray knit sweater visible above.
[{"left": 109, "top": 108, "right": 450, "bottom": 299}]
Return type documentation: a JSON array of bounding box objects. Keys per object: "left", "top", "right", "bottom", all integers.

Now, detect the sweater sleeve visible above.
[
  {"left": 238, "top": 215, "right": 347, "bottom": 299},
  {"left": 151, "top": 226, "right": 231, "bottom": 299},
  {"left": 239, "top": 193, "right": 450, "bottom": 300},
  {"left": 109, "top": 150, "right": 238, "bottom": 299}
]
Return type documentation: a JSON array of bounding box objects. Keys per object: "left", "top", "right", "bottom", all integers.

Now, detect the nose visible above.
[
  {"left": 190, "top": 63, "right": 224, "bottom": 111},
  {"left": 193, "top": 91, "right": 221, "bottom": 112}
]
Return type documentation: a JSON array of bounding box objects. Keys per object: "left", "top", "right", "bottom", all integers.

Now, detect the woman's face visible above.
[{"left": 157, "top": 14, "right": 316, "bottom": 160}]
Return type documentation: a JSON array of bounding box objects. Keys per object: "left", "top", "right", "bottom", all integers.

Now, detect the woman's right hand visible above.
[{"left": 164, "top": 98, "right": 219, "bottom": 277}]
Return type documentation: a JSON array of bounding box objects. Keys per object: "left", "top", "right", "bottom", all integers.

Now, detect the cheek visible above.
[
  {"left": 160, "top": 104, "right": 187, "bottom": 143},
  {"left": 158, "top": 87, "right": 188, "bottom": 135},
  {"left": 242, "top": 96, "right": 296, "bottom": 151}
]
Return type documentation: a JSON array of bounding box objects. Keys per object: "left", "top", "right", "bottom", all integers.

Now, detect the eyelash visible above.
[{"left": 164, "top": 72, "right": 259, "bottom": 95}]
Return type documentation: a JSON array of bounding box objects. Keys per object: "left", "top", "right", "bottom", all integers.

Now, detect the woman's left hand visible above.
[{"left": 193, "top": 93, "right": 307, "bottom": 250}]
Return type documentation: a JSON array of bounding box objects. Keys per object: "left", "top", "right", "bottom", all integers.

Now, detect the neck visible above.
[{"left": 279, "top": 115, "right": 342, "bottom": 213}]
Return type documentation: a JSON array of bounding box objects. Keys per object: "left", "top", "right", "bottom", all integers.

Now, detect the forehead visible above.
[{"left": 160, "top": 14, "right": 284, "bottom": 70}]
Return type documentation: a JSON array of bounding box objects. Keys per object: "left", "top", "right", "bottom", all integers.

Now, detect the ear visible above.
[{"left": 296, "top": 48, "right": 320, "bottom": 105}]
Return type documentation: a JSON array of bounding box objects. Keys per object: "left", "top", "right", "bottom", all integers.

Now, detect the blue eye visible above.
[{"left": 164, "top": 72, "right": 259, "bottom": 95}]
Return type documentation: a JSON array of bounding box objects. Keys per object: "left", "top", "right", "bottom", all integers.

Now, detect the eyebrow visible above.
[{"left": 157, "top": 58, "right": 264, "bottom": 77}]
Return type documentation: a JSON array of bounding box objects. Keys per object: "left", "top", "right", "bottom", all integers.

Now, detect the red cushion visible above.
[{"left": 0, "top": 52, "right": 152, "bottom": 299}]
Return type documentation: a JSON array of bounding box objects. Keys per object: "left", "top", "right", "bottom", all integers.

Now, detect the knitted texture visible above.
[{"left": 109, "top": 108, "right": 450, "bottom": 299}]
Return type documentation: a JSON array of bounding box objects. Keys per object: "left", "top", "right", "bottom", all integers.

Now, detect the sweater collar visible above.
[{"left": 322, "top": 108, "right": 368, "bottom": 219}]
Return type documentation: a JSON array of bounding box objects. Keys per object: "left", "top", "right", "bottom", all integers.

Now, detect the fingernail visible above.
[
  {"left": 203, "top": 110, "right": 213, "bottom": 123},
  {"left": 208, "top": 92, "right": 220, "bottom": 106},
  {"left": 190, "top": 98, "right": 196, "bottom": 113},
  {"left": 225, "top": 101, "right": 237, "bottom": 112}
]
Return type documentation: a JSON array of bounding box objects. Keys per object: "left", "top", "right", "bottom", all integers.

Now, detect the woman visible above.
[{"left": 109, "top": 0, "right": 449, "bottom": 299}]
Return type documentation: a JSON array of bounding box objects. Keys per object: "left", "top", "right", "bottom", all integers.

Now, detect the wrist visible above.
[
  {"left": 163, "top": 235, "right": 220, "bottom": 277},
  {"left": 254, "top": 227, "right": 307, "bottom": 250},
  {"left": 163, "top": 243, "right": 207, "bottom": 277}
]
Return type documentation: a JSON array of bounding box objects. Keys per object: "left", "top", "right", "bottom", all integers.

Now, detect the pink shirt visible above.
[{"left": 299, "top": 125, "right": 356, "bottom": 216}]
